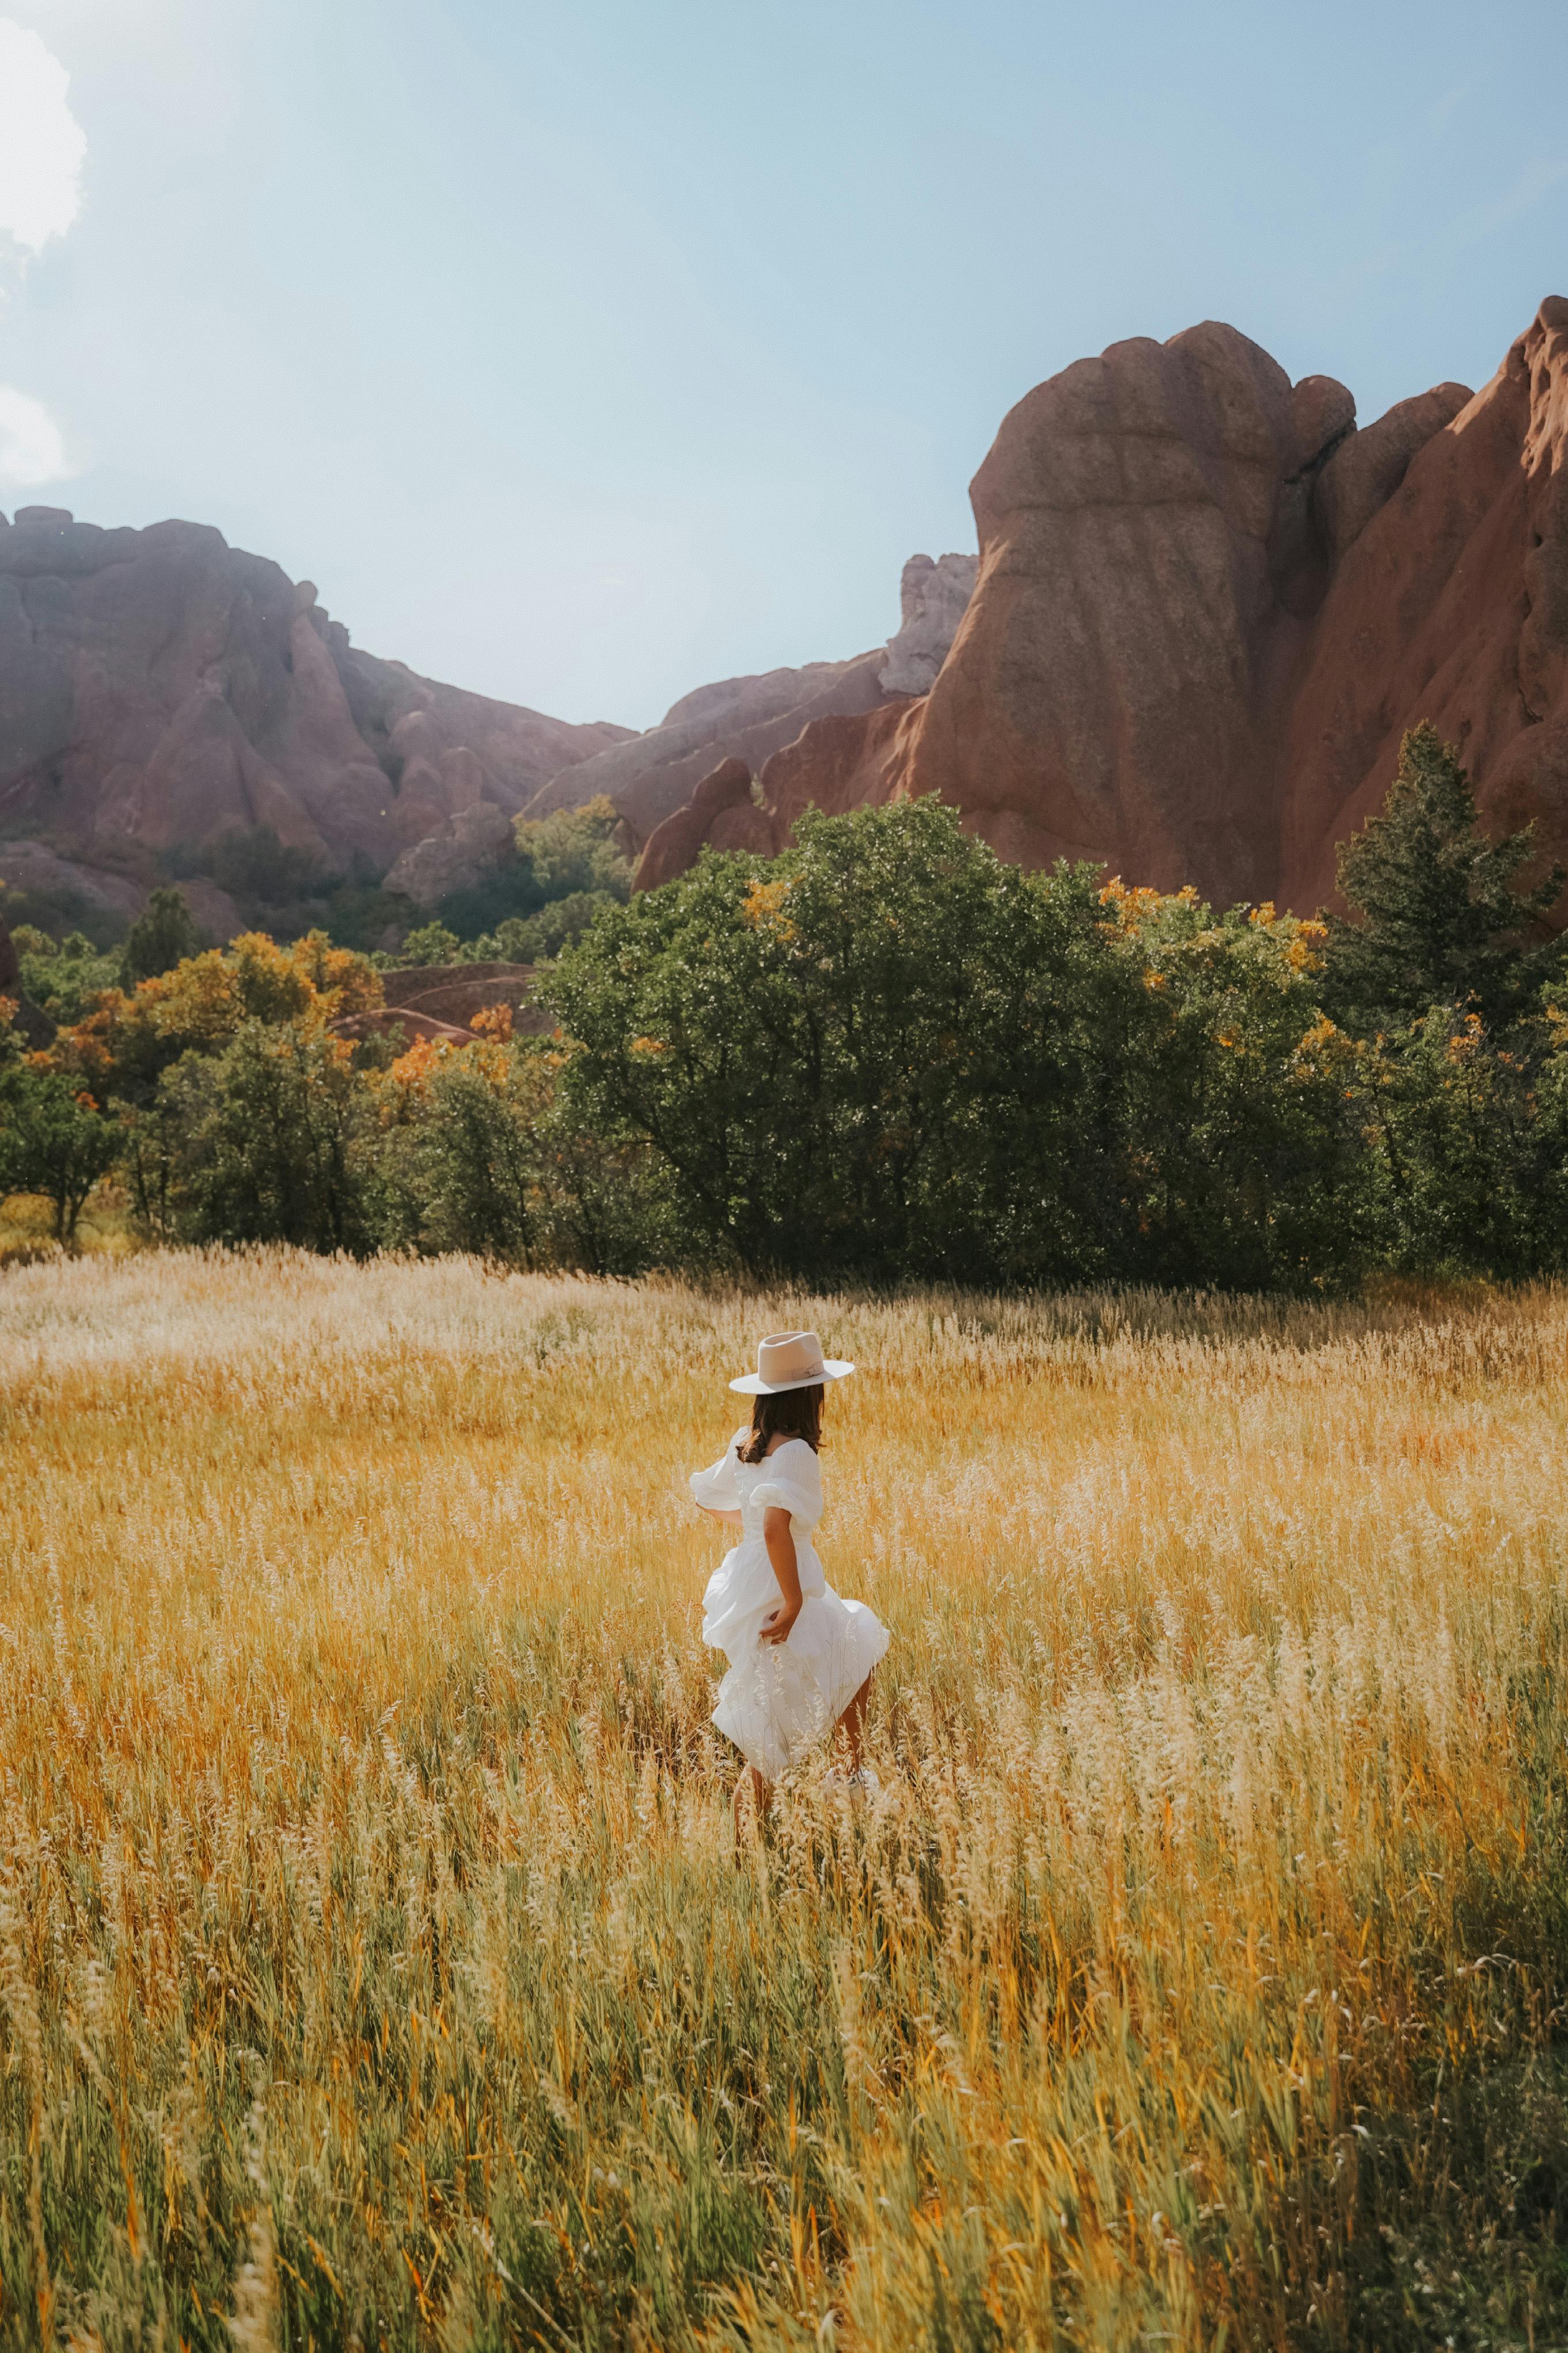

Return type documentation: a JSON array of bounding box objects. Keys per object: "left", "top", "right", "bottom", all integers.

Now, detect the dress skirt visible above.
[{"left": 701, "top": 1532, "right": 889, "bottom": 1781}]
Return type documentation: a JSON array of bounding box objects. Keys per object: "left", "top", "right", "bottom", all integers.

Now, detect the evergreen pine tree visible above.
[
  {"left": 120, "top": 887, "right": 200, "bottom": 989},
  {"left": 1324, "top": 724, "right": 1565, "bottom": 1030}
]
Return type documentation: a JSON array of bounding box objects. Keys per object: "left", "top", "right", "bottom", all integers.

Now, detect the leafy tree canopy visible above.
[
  {"left": 545, "top": 799, "right": 1366, "bottom": 1291},
  {"left": 398, "top": 923, "right": 462, "bottom": 969},
  {"left": 12, "top": 928, "right": 122, "bottom": 1025},
  {"left": 433, "top": 796, "right": 635, "bottom": 944},
  {"left": 0, "top": 1060, "right": 120, "bottom": 1242},
  {"left": 52, "top": 930, "right": 383, "bottom": 1108}
]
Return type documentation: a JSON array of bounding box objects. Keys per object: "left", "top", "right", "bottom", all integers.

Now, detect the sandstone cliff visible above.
[
  {"left": 1279, "top": 300, "right": 1568, "bottom": 908},
  {"left": 0, "top": 506, "right": 630, "bottom": 931},
  {"left": 523, "top": 651, "right": 895, "bottom": 845},
  {"left": 640, "top": 300, "right": 1568, "bottom": 917}
]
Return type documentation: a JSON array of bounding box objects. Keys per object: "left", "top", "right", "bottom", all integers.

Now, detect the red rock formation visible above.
[
  {"left": 634, "top": 757, "right": 761, "bottom": 889},
  {"left": 633, "top": 705, "right": 922, "bottom": 889},
  {"left": 526, "top": 652, "right": 898, "bottom": 847},
  {"left": 895, "top": 321, "right": 1358, "bottom": 901},
  {"left": 1280, "top": 298, "right": 1568, "bottom": 906},
  {"left": 640, "top": 300, "right": 1568, "bottom": 917},
  {"left": 757, "top": 699, "right": 931, "bottom": 841},
  {"left": 0, "top": 510, "right": 629, "bottom": 921},
  {"left": 531, "top": 552, "right": 977, "bottom": 849}
]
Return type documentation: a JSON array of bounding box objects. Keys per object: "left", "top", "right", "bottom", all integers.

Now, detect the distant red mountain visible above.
[
  {"left": 0, "top": 508, "right": 630, "bottom": 929},
  {"left": 636, "top": 298, "right": 1568, "bottom": 916},
  {"left": 6, "top": 298, "right": 1566, "bottom": 940}
]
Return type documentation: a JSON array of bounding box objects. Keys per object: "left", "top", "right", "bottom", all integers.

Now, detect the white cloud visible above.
[
  {"left": 0, "top": 383, "right": 72, "bottom": 486},
  {"left": 0, "top": 23, "right": 83, "bottom": 494},
  {"left": 0, "top": 17, "right": 85, "bottom": 257}
]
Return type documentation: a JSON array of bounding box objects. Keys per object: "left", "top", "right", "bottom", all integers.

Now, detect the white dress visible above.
[{"left": 691, "top": 1429, "right": 890, "bottom": 1780}]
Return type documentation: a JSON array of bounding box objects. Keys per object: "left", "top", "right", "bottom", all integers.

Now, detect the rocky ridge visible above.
[
  {"left": 521, "top": 549, "right": 977, "bottom": 849},
  {"left": 0, "top": 506, "right": 630, "bottom": 932},
  {"left": 6, "top": 298, "right": 1566, "bottom": 940}
]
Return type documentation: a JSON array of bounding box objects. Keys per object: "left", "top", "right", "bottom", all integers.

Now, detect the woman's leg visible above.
[{"left": 836, "top": 1673, "right": 873, "bottom": 1772}]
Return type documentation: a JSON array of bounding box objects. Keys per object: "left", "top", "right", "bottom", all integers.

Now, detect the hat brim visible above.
[{"left": 729, "top": 1359, "right": 855, "bottom": 1395}]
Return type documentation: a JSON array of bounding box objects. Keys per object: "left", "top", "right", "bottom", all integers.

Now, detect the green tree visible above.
[
  {"left": 13, "top": 928, "right": 122, "bottom": 1024},
  {"left": 1325, "top": 724, "right": 1565, "bottom": 1030},
  {"left": 482, "top": 892, "right": 621, "bottom": 965},
  {"left": 549, "top": 798, "right": 1114, "bottom": 1282},
  {"left": 515, "top": 796, "right": 633, "bottom": 902},
  {"left": 399, "top": 921, "right": 461, "bottom": 968},
  {"left": 404, "top": 1049, "right": 547, "bottom": 1261},
  {"left": 118, "top": 1091, "right": 184, "bottom": 1243},
  {"left": 0, "top": 1062, "right": 120, "bottom": 1243},
  {"left": 1099, "top": 890, "right": 1375, "bottom": 1289},
  {"left": 121, "top": 887, "right": 201, "bottom": 988},
  {"left": 546, "top": 800, "right": 1372, "bottom": 1291},
  {"left": 434, "top": 796, "right": 635, "bottom": 943},
  {"left": 152, "top": 1022, "right": 375, "bottom": 1252},
  {"left": 1347, "top": 1001, "right": 1568, "bottom": 1278},
  {"left": 534, "top": 1098, "right": 665, "bottom": 1275}
]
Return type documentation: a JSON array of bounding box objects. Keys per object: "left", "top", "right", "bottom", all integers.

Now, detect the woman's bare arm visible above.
[
  {"left": 697, "top": 1504, "right": 743, "bottom": 1528},
  {"left": 760, "top": 1506, "right": 802, "bottom": 1645}
]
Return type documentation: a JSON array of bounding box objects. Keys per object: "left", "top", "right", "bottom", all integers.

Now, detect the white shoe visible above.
[{"left": 822, "top": 1765, "right": 881, "bottom": 1803}]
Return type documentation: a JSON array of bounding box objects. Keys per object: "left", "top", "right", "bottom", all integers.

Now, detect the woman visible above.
[{"left": 690, "top": 1329, "right": 889, "bottom": 1831}]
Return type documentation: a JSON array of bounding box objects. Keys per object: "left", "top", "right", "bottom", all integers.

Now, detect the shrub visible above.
[
  {"left": 398, "top": 921, "right": 462, "bottom": 968},
  {"left": 395, "top": 1047, "right": 549, "bottom": 1262},
  {"left": 433, "top": 796, "right": 635, "bottom": 944}
]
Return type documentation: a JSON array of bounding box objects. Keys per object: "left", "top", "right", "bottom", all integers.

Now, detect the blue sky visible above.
[{"left": 2, "top": 0, "right": 1566, "bottom": 728}]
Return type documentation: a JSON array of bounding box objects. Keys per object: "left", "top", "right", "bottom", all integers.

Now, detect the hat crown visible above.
[{"left": 756, "top": 1329, "right": 826, "bottom": 1387}]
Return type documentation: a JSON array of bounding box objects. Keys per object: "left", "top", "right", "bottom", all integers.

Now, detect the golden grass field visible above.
[{"left": 2, "top": 1253, "right": 1568, "bottom": 2351}]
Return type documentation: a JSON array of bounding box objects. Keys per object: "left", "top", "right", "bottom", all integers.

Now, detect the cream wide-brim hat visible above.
[{"left": 730, "top": 1328, "right": 856, "bottom": 1395}]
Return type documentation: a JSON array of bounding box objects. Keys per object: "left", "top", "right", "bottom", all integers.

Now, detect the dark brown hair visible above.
[{"left": 739, "top": 1382, "right": 824, "bottom": 1464}]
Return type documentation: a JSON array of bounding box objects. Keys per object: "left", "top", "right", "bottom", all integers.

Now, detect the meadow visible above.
[{"left": 1, "top": 1253, "right": 1567, "bottom": 2350}]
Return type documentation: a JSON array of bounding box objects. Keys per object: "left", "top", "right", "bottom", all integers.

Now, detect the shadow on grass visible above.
[{"left": 1326, "top": 2044, "right": 1568, "bottom": 2351}]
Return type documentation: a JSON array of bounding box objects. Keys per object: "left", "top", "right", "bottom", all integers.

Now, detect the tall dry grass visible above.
[{"left": 1, "top": 1252, "right": 1566, "bottom": 2349}]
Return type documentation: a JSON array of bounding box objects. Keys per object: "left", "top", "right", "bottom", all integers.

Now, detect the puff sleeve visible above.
[
  {"left": 689, "top": 1428, "right": 747, "bottom": 1514},
  {"left": 749, "top": 1439, "right": 823, "bottom": 1531}
]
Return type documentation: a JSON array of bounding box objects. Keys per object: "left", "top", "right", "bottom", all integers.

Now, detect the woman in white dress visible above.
[{"left": 690, "top": 1329, "right": 890, "bottom": 1831}]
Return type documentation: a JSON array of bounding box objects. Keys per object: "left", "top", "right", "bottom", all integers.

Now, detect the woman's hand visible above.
[
  {"left": 760, "top": 1597, "right": 802, "bottom": 1646},
  {"left": 760, "top": 1504, "right": 803, "bottom": 1646}
]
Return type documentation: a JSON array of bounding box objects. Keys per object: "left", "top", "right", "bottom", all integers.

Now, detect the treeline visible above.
[
  {"left": 7, "top": 798, "right": 636, "bottom": 1023},
  {"left": 4, "top": 726, "right": 1568, "bottom": 1291}
]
